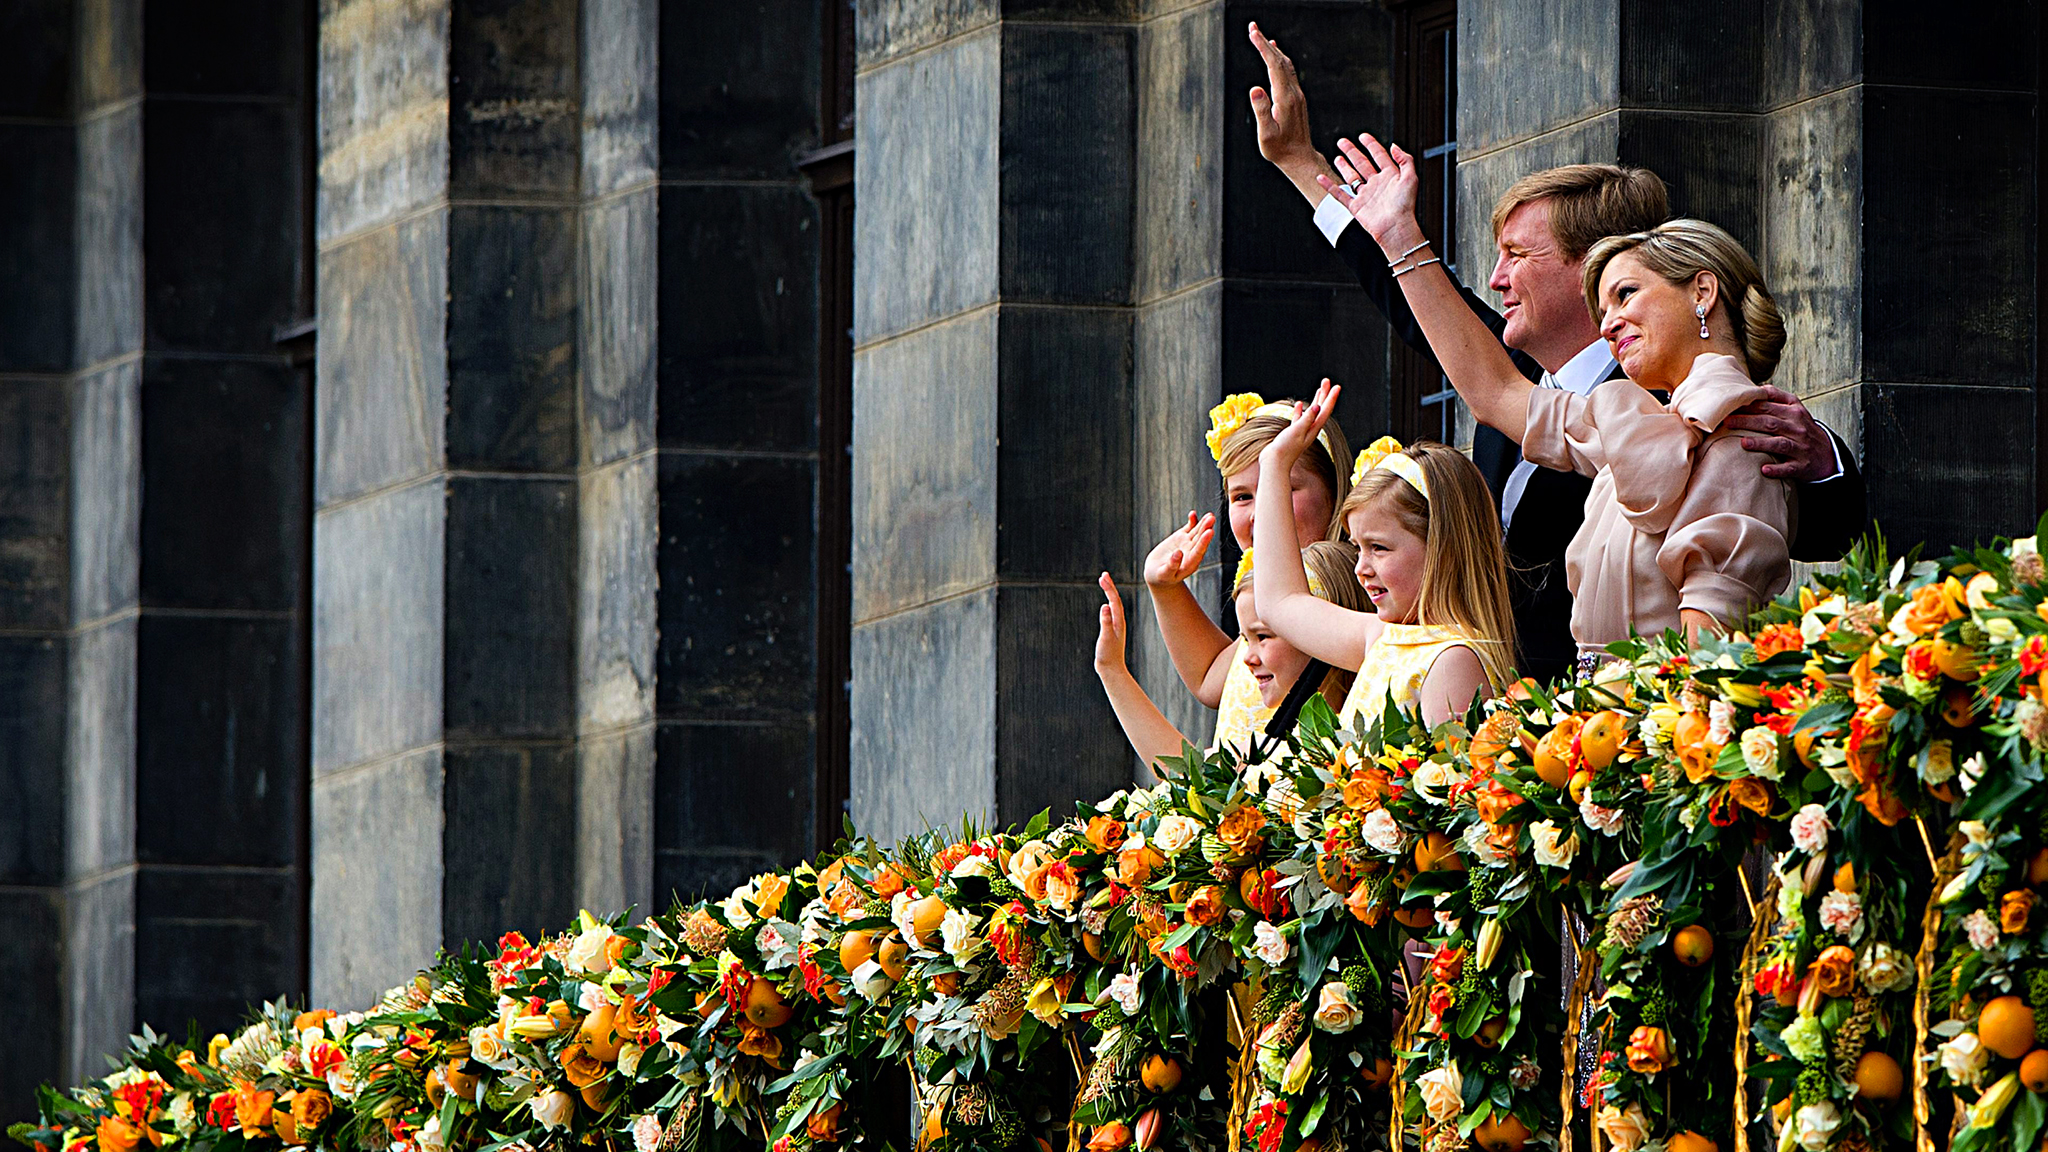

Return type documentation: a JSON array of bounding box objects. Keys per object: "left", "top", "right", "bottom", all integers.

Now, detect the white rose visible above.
[
  {"left": 1921, "top": 739, "right": 1956, "bottom": 784},
  {"left": 1793, "top": 1102, "right": 1841, "bottom": 1152},
  {"left": 1312, "top": 982, "right": 1363, "bottom": 1033},
  {"left": 852, "top": 958, "right": 894, "bottom": 1000},
  {"left": 720, "top": 885, "right": 756, "bottom": 930},
  {"left": 1530, "top": 819, "right": 1578, "bottom": 868},
  {"left": 1361, "top": 808, "right": 1408, "bottom": 854},
  {"left": 1788, "top": 804, "right": 1832, "bottom": 854},
  {"left": 1416, "top": 1063, "right": 1464, "bottom": 1122},
  {"left": 1153, "top": 815, "right": 1200, "bottom": 855},
  {"left": 890, "top": 890, "right": 918, "bottom": 943},
  {"left": 1253, "top": 921, "right": 1290, "bottom": 965},
  {"left": 1007, "top": 840, "right": 1052, "bottom": 888},
  {"left": 1858, "top": 943, "right": 1914, "bottom": 994},
  {"left": 940, "top": 907, "right": 985, "bottom": 965},
  {"left": 950, "top": 854, "right": 998, "bottom": 880},
  {"left": 1411, "top": 761, "right": 1467, "bottom": 805},
  {"left": 1107, "top": 972, "right": 1142, "bottom": 1015},
  {"left": 617, "top": 1042, "right": 645, "bottom": 1079},
  {"left": 1939, "top": 1031, "right": 1990, "bottom": 1087},
  {"left": 1595, "top": 1104, "right": 1650, "bottom": 1152},
  {"left": 632, "top": 1115, "right": 663, "bottom": 1152},
  {"left": 531, "top": 1090, "right": 576, "bottom": 1131},
  {"left": 1579, "top": 797, "right": 1625, "bottom": 837},
  {"left": 1740, "top": 727, "right": 1781, "bottom": 780},
  {"left": 418, "top": 1116, "right": 446, "bottom": 1152}
]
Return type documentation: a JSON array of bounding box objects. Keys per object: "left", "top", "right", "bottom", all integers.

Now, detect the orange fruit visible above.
[
  {"left": 424, "top": 1065, "right": 446, "bottom": 1110},
  {"left": 1792, "top": 730, "right": 1818, "bottom": 769},
  {"left": 1671, "top": 925, "right": 1714, "bottom": 967},
  {"left": 1533, "top": 720, "right": 1580, "bottom": 788},
  {"left": 1472, "top": 1113, "right": 1530, "bottom": 1152},
  {"left": 1317, "top": 852, "right": 1355, "bottom": 893},
  {"left": 1567, "top": 769, "right": 1592, "bottom": 805},
  {"left": 1853, "top": 1052, "right": 1903, "bottom": 1101},
  {"left": 905, "top": 895, "right": 948, "bottom": 947},
  {"left": 1579, "top": 711, "right": 1625, "bottom": 771},
  {"left": 1140, "top": 1055, "right": 1183, "bottom": 1094},
  {"left": 2028, "top": 847, "right": 2048, "bottom": 887},
  {"left": 1978, "top": 996, "right": 2038, "bottom": 1060},
  {"left": 1667, "top": 1133, "right": 1717, "bottom": 1152},
  {"left": 744, "top": 976, "right": 793, "bottom": 1028},
  {"left": 1414, "top": 832, "right": 1465, "bottom": 874},
  {"left": 443, "top": 1062, "right": 480, "bottom": 1101},
  {"left": 839, "top": 929, "right": 878, "bottom": 975},
  {"left": 1239, "top": 869, "right": 1266, "bottom": 907},
  {"left": 578, "top": 1001, "right": 624, "bottom": 1061},
  {"left": 2021, "top": 1048, "right": 2048, "bottom": 1093},
  {"left": 877, "top": 935, "right": 909, "bottom": 981},
  {"left": 1474, "top": 1017, "right": 1507, "bottom": 1049},
  {"left": 1393, "top": 904, "right": 1435, "bottom": 929},
  {"left": 580, "top": 1082, "right": 612, "bottom": 1112},
  {"left": 1082, "top": 932, "right": 1106, "bottom": 962}
]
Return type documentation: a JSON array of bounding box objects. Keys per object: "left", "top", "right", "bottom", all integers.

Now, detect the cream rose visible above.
[
  {"left": 1312, "top": 982, "right": 1362, "bottom": 1034},
  {"left": 1361, "top": 809, "right": 1407, "bottom": 855},
  {"left": 1007, "top": 840, "right": 1052, "bottom": 888},
  {"left": 1410, "top": 761, "right": 1467, "bottom": 805},
  {"left": 1152, "top": 815, "right": 1200, "bottom": 855},
  {"left": 1740, "top": 727, "right": 1781, "bottom": 780},
  {"left": 1530, "top": 819, "right": 1578, "bottom": 868},
  {"left": 1939, "top": 1031, "right": 1989, "bottom": 1087},
  {"left": 1788, "top": 804, "right": 1831, "bottom": 854},
  {"left": 530, "top": 1090, "right": 575, "bottom": 1131},
  {"left": 1252, "top": 922, "right": 1289, "bottom": 965},
  {"left": 468, "top": 1023, "right": 513, "bottom": 1070},
  {"left": 1858, "top": 943, "right": 1913, "bottom": 994},
  {"left": 1594, "top": 1104, "right": 1649, "bottom": 1152},
  {"left": 940, "top": 907, "right": 985, "bottom": 965},
  {"left": 1416, "top": 1063, "right": 1463, "bottom": 1123},
  {"left": 1793, "top": 1103, "right": 1840, "bottom": 1152}
]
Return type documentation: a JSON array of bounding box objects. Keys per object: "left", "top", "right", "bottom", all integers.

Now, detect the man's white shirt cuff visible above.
[
  {"left": 1811, "top": 421, "right": 1846, "bottom": 483},
  {"left": 1312, "top": 194, "right": 1354, "bottom": 248}
]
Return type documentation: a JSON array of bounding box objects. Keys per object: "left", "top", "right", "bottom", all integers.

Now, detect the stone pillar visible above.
[
  {"left": 0, "top": 0, "right": 143, "bottom": 1113},
  {"left": 651, "top": 2, "right": 832, "bottom": 897},
  {"left": 133, "top": 0, "right": 313, "bottom": 1035},
  {"left": 313, "top": 0, "right": 584, "bottom": 1008}
]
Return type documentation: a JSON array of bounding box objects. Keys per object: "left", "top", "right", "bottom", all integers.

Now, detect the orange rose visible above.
[
  {"left": 1217, "top": 806, "right": 1267, "bottom": 855},
  {"left": 290, "top": 1088, "right": 333, "bottom": 1133},
  {"left": 1485, "top": 822, "right": 1520, "bottom": 858},
  {"left": 1184, "top": 885, "right": 1226, "bottom": 927},
  {"left": 2002, "top": 890, "right": 2035, "bottom": 934},
  {"left": 1469, "top": 711, "right": 1519, "bottom": 771},
  {"left": 1809, "top": 944, "right": 1856, "bottom": 999},
  {"left": 233, "top": 1086, "right": 276, "bottom": 1137},
  {"left": 1021, "top": 861, "right": 1053, "bottom": 902},
  {"left": 613, "top": 993, "right": 656, "bottom": 1042},
  {"left": 808, "top": 1102, "right": 844, "bottom": 1143},
  {"left": 1850, "top": 649, "right": 1885, "bottom": 708},
  {"left": 560, "top": 1042, "right": 608, "bottom": 1088},
  {"left": 1624, "top": 1026, "right": 1674, "bottom": 1074},
  {"left": 1673, "top": 711, "right": 1722, "bottom": 782},
  {"left": 292, "top": 1009, "right": 336, "bottom": 1034},
  {"left": 1042, "top": 864, "right": 1081, "bottom": 910},
  {"left": 1474, "top": 786, "right": 1523, "bottom": 826},
  {"left": 1087, "top": 1124, "right": 1133, "bottom": 1152},
  {"left": 826, "top": 878, "right": 863, "bottom": 917},
  {"left": 1084, "top": 816, "right": 1127, "bottom": 852},
  {"left": 1857, "top": 781, "right": 1907, "bottom": 827},
  {"left": 1134, "top": 900, "right": 1170, "bottom": 940},
  {"left": 1340, "top": 775, "right": 1378, "bottom": 810},
  {"left": 870, "top": 864, "right": 908, "bottom": 899},
  {"left": 1897, "top": 580, "right": 1964, "bottom": 637},
  {"left": 1117, "top": 842, "right": 1165, "bottom": 886},
  {"left": 1751, "top": 622, "right": 1805, "bottom": 660},
  {"left": 1345, "top": 883, "right": 1384, "bottom": 926},
  {"left": 737, "top": 1023, "right": 784, "bottom": 1062},
  {"left": 1726, "top": 777, "right": 1772, "bottom": 817},
  {"left": 96, "top": 1117, "right": 140, "bottom": 1152}
]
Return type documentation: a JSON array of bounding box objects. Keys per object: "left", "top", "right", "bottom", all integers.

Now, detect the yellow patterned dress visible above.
[
  {"left": 1338, "top": 623, "right": 1479, "bottom": 729},
  {"left": 1208, "top": 642, "right": 1275, "bottom": 753}
]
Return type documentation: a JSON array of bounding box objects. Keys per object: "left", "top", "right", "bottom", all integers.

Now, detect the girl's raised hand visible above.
[
  {"left": 1259, "top": 378, "right": 1343, "bottom": 471},
  {"left": 1142, "top": 512, "right": 1216, "bottom": 588},
  {"left": 1094, "top": 573, "right": 1129, "bottom": 673}
]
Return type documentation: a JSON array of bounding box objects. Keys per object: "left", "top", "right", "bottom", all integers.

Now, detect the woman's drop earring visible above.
[{"left": 1696, "top": 303, "right": 1710, "bottom": 339}]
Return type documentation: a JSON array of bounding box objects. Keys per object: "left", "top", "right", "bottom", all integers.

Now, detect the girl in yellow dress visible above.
[
  {"left": 1142, "top": 395, "right": 1353, "bottom": 752},
  {"left": 1251, "top": 380, "right": 1517, "bottom": 730},
  {"left": 1095, "top": 542, "right": 1368, "bottom": 772}
]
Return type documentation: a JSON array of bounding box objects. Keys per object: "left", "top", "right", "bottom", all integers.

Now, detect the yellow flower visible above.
[
  {"left": 1205, "top": 394, "right": 1265, "bottom": 461},
  {"left": 753, "top": 872, "right": 791, "bottom": 919},
  {"left": 1025, "top": 977, "right": 1064, "bottom": 1023},
  {"left": 1350, "top": 435, "right": 1404, "bottom": 485}
]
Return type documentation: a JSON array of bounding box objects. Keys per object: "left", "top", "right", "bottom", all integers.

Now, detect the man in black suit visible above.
[{"left": 1244, "top": 23, "right": 1867, "bottom": 685}]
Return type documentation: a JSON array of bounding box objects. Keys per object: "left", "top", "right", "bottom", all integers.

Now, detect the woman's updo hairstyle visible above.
[
  {"left": 1215, "top": 412, "right": 1354, "bottom": 541},
  {"left": 1580, "top": 218, "right": 1787, "bottom": 383}
]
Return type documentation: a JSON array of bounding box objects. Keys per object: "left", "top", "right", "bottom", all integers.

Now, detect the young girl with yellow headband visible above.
[
  {"left": 1252, "top": 379, "right": 1518, "bottom": 729},
  {"left": 1143, "top": 394, "right": 1353, "bottom": 751},
  {"left": 1096, "top": 542, "right": 1368, "bottom": 771}
]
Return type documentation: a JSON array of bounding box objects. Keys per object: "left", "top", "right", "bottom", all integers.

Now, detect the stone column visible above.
[
  {"left": 313, "top": 0, "right": 584, "bottom": 1008},
  {"left": 0, "top": 0, "right": 143, "bottom": 1113}
]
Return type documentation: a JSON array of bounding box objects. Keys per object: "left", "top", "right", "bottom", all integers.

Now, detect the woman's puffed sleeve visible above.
[
  {"left": 1655, "top": 436, "right": 1795, "bottom": 628},
  {"left": 1520, "top": 386, "right": 1602, "bottom": 478}
]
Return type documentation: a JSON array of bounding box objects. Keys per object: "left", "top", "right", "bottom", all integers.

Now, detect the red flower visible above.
[
  {"left": 648, "top": 966, "right": 676, "bottom": 994},
  {"left": 1245, "top": 1101, "right": 1289, "bottom": 1152},
  {"left": 2022, "top": 636, "right": 2048, "bottom": 676},
  {"left": 206, "top": 1093, "right": 238, "bottom": 1130},
  {"left": 1752, "top": 960, "right": 1795, "bottom": 1001},
  {"left": 1243, "top": 869, "right": 1292, "bottom": 920},
  {"left": 797, "top": 943, "right": 824, "bottom": 999},
  {"left": 718, "top": 954, "right": 751, "bottom": 1011},
  {"left": 491, "top": 930, "right": 541, "bottom": 988},
  {"left": 304, "top": 1040, "right": 344, "bottom": 1079}
]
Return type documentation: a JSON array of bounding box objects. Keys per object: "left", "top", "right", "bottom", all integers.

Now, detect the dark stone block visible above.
[
  {"left": 577, "top": 455, "right": 656, "bottom": 732},
  {"left": 0, "top": 378, "right": 72, "bottom": 629},
  {"left": 136, "top": 614, "right": 302, "bottom": 869},
  {"left": 660, "top": 0, "right": 822, "bottom": 178},
  {"left": 1765, "top": 0, "right": 1857, "bottom": 107},
  {"left": 0, "top": 123, "right": 75, "bottom": 372},
  {"left": 75, "top": 105, "right": 143, "bottom": 368},
  {"left": 655, "top": 452, "right": 818, "bottom": 719},
  {"left": 575, "top": 724, "right": 654, "bottom": 916},
  {"left": 852, "top": 31, "right": 999, "bottom": 341},
  {"left": 143, "top": 100, "right": 304, "bottom": 355},
  {"left": 316, "top": 0, "right": 450, "bottom": 242},
  {"left": 316, "top": 210, "right": 448, "bottom": 506},
  {"left": 309, "top": 748, "right": 442, "bottom": 1009},
  {"left": 1617, "top": 109, "right": 1761, "bottom": 252},
  {"left": 144, "top": 0, "right": 305, "bottom": 97},
  {"left": 653, "top": 720, "right": 814, "bottom": 903},
  {"left": 1863, "top": 87, "right": 2035, "bottom": 388},
  {"left": 1865, "top": 4, "right": 2037, "bottom": 91},
  {"left": 582, "top": 189, "right": 657, "bottom": 467},
  {"left": 1860, "top": 383, "right": 2032, "bottom": 552},
  {"left": 312, "top": 479, "right": 444, "bottom": 774},
  {"left": 656, "top": 184, "right": 820, "bottom": 452},
  {"left": 1457, "top": 0, "right": 1620, "bottom": 155},
  {"left": 448, "top": 204, "right": 577, "bottom": 472},
  {"left": 0, "top": 637, "right": 67, "bottom": 885},
  {"left": 1220, "top": 2, "right": 1391, "bottom": 283},
  {"left": 1619, "top": 0, "right": 1766, "bottom": 110},
  {"left": 1135, "top": 3, "right": 1221, "bottom": 301},
  {"left": 1762, "top": 88, "right": 1859, "bottom": 398},
  {"left": 0, "top": 888, "right": 62, "bottom": 1122},
  {"left": 851, "top": 311, "right": 997, "bottom": 622},
  {"left": 444, "top": 742, "right": 579, "bottom": 948},
  {"left": 139, "top": 358, "right": 306, "bottom": 611},
  {"left": 855, "top": 0, "right": 996, "bottom": 68},
  {"left": 71, "top": 361, "right": 141, "bottom": 622},
  {"left": 446, "top": 475, "right": 576, "bottom": 739},
  {"left": 1220, "top": 280, "right": 1389, "bottom": 434},
  {"left": 994, "top": 305, "right": 1134, "bottom": 580},
  {"left": 449, "top": 0, "right": 580, "bottom": 198},
  {"left": 580, "top": 0, "right": 657, "bottom": 197},
  {"left": 998, "top": 23, "right": 1134, "bottom": 305},
  {"left": 63, "top": 869, "right": 135, "bottom": 1083},
  {"left": 0, "top": 0, "right": 71, "bottom": 119},
  {"left": 849, "top": 590, "right": 995, "bottom": 843},
  {"left": 134, "top": 866, "right": 302, "bottom": 1038},
  {"left": 994, "top": 582, "right": 1135, "bottom": 825}
]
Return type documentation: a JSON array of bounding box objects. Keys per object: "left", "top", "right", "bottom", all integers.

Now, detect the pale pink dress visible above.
[{"left": 1521, "top": 352, "right": 1795, "bottom": 660}]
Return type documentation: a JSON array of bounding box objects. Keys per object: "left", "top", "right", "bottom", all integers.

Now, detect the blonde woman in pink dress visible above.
[{"left": 1321, "top": 135, "right": 1794, "bottom": 667}]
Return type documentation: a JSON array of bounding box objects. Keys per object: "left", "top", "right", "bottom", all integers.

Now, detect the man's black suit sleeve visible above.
[{"left": 1787, "top": 430, "right": 1869, "bottom": 562}]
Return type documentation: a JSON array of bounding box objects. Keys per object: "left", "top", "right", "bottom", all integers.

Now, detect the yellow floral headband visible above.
[
  {"left": 1351, "top": 435, "right": 1429, "bottom": 501},
  {"left": 1232, "top": 547, "right": 1329, "bottom": 599},
  {"left": 1206, "top": 393, "right": 1343, "bottom": 473}
]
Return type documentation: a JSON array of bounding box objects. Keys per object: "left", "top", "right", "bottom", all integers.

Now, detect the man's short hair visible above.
[{"left": 1489, "top": 164, "right": 1669, "bottom": 263}]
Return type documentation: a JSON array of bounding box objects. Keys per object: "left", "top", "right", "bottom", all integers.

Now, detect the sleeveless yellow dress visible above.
[
  {"left": 1338, "top": 623, "right": 1479, "bottom": 729},
  {"left": 1208, "top": 642, "right": 1274, "bottom": 753}
]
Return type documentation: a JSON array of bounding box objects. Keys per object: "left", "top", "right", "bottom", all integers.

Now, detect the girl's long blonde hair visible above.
[{"left": 1340, "top": 441, "right": 1519, "bottom": 689}]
